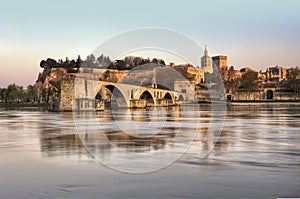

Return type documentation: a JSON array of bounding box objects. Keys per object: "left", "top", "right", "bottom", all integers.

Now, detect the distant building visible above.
[
  {"left": 287, "top": 67, "right": 300, "bottom": 80},
  {"left": 174, "top": 64, "right": 204, "bottom": 84},
  {"left": 266, "top": 65, "right": 287, "bottom": 82},
  {"left": 201, "top": 45, "right": 213, "bottom": 74},
  {"left": 121, "top": 68, "right": 153, "bottom": 85},
  {"left": 212, "top": 55, "right": 227, "bottom": 72},
  {"left": 228, "top": 66, "right": 242, "bottom": 81},
  {"left": 174, "top": 80, "right": 195, "bottom": 101},
  {"left": 257, "top": 70, "right": 266, "bottom": 81}
]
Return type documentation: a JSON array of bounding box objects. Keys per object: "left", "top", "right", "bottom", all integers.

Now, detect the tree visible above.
[
  {"left": 6, "top": 84, "right": 17, "bottom": 103},
  {"left": 25, "top": 85, "right": 36, "bottom": 103},
  {"left": 158, "top": 59, "right": 166, "bottom": 66},
  {"left": 97, "top": 54, "right": 111, "bottom": 68},
  {"left": 4, "top": 84, "right": 25, "bottom": 103},
  {"left": 227, "top": 66, "right": 236, "bottom": 81},
  {"left": 286, "top": 67, "right": 300, "bottom": 99},
  {"left": 103, "top": 56, "right": 112, "bottom": 68},
  {"left": 107, "top": 62, "right": 117, "bottom": 70},
  {"left": 34, "top": 82, "right": 43, "bottom": 103},
  {"left": 40, "top": 58, "right": 58, "bottom": 69},
  {"left": 133, "top": 57, "right": 143, "bottom": 66},
  {"left": 83, "top": 54, "right": 96, "bottom": 68},
  {"left": 124, "top": 56, "right": 134, "bottom": 67},
  {"left": 76, "top": 55, "right": 82, "bottom": 68},
  {"left": 0, "top": 88, "right": 7, "bottom": 103},
  {"left": 219, "top": 67, "right": 228, "bottom": 81},
  {"left": 40, "top": 60, "right": 47, "bottom": 68},
  {"left": 240, "top": 70, "right": 259, "bottom": 90},
  {"left": 152, "top": 58, "right": 158, "bottom": 64},
  {"left": 89, "top": 54, "right": 95, "bottom": 63},
  {"left": 224, "top": 66, "right": 239, "bottom": 91},
  {"left": 115, "top": 60, "right": 126, "bottom": 70},
  {"left": 287, "top": 67, "right": 300, "bottom": 80},
  {"left": 16, "top": 86, "right": 25, "bottom": 103}
]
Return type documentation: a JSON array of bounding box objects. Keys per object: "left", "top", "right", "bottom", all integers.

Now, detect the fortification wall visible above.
[{"left": 226, "top": 88, "right": 300, "bottom": 101}]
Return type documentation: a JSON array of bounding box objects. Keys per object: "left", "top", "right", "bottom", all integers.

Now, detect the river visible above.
[{"left": 0, "top": 103, "right": 299, "bottom": 198}]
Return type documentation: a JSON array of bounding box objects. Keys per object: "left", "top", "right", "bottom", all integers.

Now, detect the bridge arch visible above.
[
  {"left": 163, "top": 92, "right": 175, "bottom": 104},
  {"left": 139, "top": 90, "right": 155, "bottom": 107},
  {"left": 177, "top": 94, "right": 184, "bottom": 101},
  {"left": 95, "top": 84, "right": 128, "bottom": 108}
]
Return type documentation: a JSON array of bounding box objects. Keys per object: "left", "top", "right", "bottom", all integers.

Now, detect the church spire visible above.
[
  {"left": 204, "top": 45, "right": 208, "bottom": 56},
  {"left": 201, "top": 44, "right": 213, "bottom": 73}
]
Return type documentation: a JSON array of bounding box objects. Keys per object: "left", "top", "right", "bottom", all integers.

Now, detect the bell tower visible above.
[{"left": 201, "top": 45, "right": 213, "bottom": 74}]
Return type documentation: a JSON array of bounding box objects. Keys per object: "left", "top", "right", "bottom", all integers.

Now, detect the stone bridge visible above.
[{"left": 58, "top": 77, "right": 183, "bottom": 111}]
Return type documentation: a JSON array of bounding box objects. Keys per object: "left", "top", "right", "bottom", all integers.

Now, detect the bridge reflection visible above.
[{"left": 38, "top": 106, "right": 228, "bottom": 161}]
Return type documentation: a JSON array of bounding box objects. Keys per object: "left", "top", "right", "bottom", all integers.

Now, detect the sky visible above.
[{"left": 0, "top": 0, "right": 300, "bottom": 87}]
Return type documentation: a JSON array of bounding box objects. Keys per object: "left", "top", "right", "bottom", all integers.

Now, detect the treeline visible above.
[
  {"left": 40, "top": 54, "right": 166, "bottom": 71},
  {"left": 0, "top": 82, "right": 60, "bottom": 104}
]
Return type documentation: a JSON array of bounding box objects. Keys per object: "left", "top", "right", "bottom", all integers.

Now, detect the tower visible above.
[
  {"left": 204, "top": 45, "right": 209, "bottom": 56},
  {"left": 201, "top": 45, "right": 213, "bottom": 74},
  {"left": 212, "top": 55, "right": 227, "bottom": 72}
]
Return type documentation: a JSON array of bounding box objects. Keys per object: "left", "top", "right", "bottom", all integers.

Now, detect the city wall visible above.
[{"left": 226, "top": 88, "right": 300, "bottom": 101}]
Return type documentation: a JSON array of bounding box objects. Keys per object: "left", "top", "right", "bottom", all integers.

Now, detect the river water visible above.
[{"left": 0, "top": 103, "right": 299, "bottom": 198}]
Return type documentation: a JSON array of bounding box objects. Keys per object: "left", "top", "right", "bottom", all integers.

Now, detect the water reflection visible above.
[
  {"left": 0, "top": 104, "right": 299, "bottom": 197},
  {"left": 38, "top": 125, "right": 226, "bottom": 159},
  {"left": 37, "top": 105, "right": 229, "bottom": 162},
  {"left": 37, "top": 112, "right": 88, "bottom": 160},
  {"left": 105, "top": 131, "right": 168, "bottom": 152},
  {"left": 39, "top": 107, "right": 190, "bottom": 155},
  {"left": 34, "top": 103, "right": 300, "bottom": 172}
]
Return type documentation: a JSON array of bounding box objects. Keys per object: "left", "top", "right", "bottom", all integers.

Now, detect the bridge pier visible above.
[
  {"left": 156, "top": 99, "right": 172, "bottom": 107},
  {"left": 95, "top": 100, "right": 105, "bottom": 111},
  {"left": 129, "top": 99, "right": 147, "bottom": 108},
  {"left": 74, "top": 98, "right": 96, "bottom": 111}
]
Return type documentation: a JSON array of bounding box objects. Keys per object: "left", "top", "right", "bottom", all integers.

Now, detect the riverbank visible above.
[
  {"left": 194, "top": 100, "right": 300, "bottom": 105},
  {"left": 0, "top": 103, "right": 48, "bottom": 108},
  {"left": 227, "top": 99, "right": 300, "bottom": 104},
  {"left": 2, "top": 100, "right": 298, "bottom": 111}
]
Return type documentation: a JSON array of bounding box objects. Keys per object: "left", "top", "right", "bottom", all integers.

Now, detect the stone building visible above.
[
  {"left": 201, "top": 45, "right": 213, "bottom": 74},
  {"left": 225, "top": 83, "right": 300, "bottom": 101},
  {"left": 212, "top": 55, "right": 227, "bottom": 72},
  {"left": 174, "top": 64, "right": 204, "bottom": 84},
  {"left": 265, "top": 65, "right": 287, "bottom": 82},
  {"left": 174, "top": 80, "right": 195, "bottom": 101},
  {"left": 286, "top": 67, "right": 300, "bottom": 80},
  {"left": 120, "top": 68, "right": 153, "bottom": 85}
]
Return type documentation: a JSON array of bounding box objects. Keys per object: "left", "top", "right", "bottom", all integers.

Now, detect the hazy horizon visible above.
[{"left": 1, "top": 0, "right": 300, "bottom": 87}]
